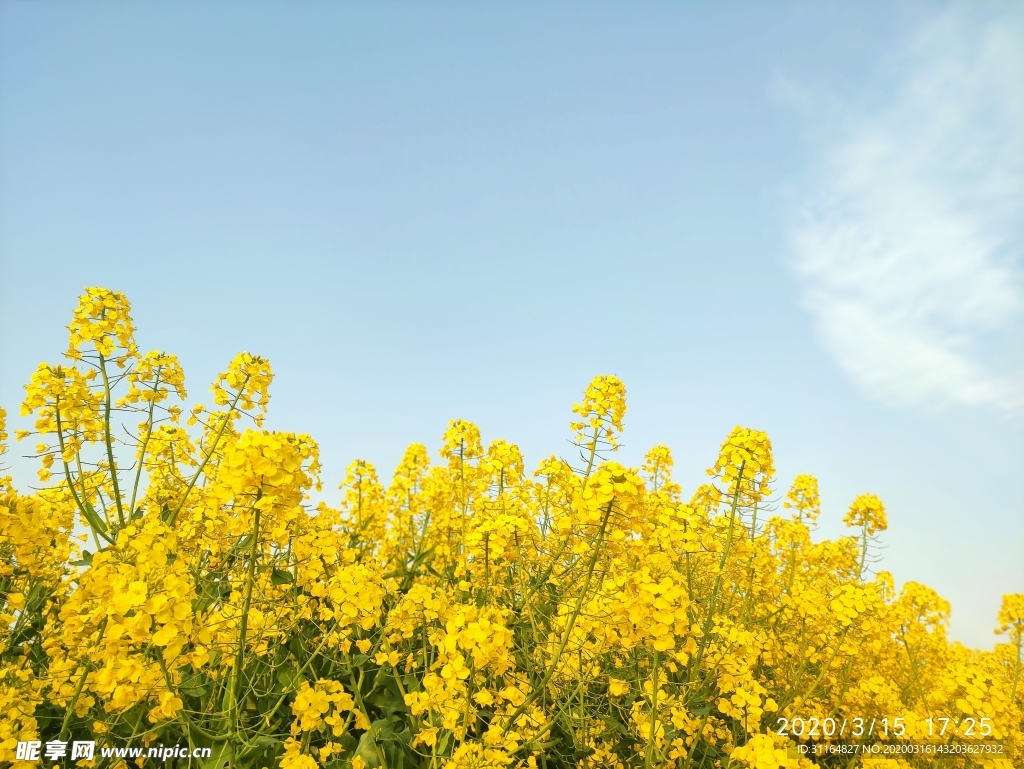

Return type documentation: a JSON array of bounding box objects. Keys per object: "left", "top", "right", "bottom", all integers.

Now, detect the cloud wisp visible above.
[{"left": 788, "top": 9, "right": 1023, "bottom": 412}]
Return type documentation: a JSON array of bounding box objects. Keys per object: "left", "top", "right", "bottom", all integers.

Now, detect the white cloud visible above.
[{"left": 789, "top": 8, "right": 1023, "bottom": 411}]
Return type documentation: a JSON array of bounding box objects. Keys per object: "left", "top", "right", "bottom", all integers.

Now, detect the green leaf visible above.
[
  {"left": 355, "top": 731, "right": 382, "bottom": 768},
  {"left": 177, "top": 676, "right": 209, "bottom": 699},
  {"left": 276, "top": 666, "right": 301, "bottom": 691},
  {"left": 401, "top": 674, "right": 421, "bottom": 692},
  {"left": 371, "top": 718, "right": 397, "bottom": 741},
  {"left": 72, "top": 550, "right": 93, "bottom": 567},
  {"left": 601, "top": 714, "right": 628, "bottom": 734},
  {"left": 410, "top": 546, "right": 436, "bottom": 569},
  {"left": 270, "top": 568, "right": 294, "bottom": 585},
  {"left": 367, "top": 675, "right": 408, "bottom": 717},
  {"left": 198, "top": 741, "right": 232, "bottom": 769},
  {"left": 437, "top": 730, "right": 451, "bottom": 755},
  {"left": 236, "top": 735, "right": 279, "bottom": 764},
  {"left": 80, "top": 500, "right": 111, "bottom": 538}
]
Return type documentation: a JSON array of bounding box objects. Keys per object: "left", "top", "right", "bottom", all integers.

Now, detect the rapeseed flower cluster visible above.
[{"left": 0, "top": 288, "right": 1020, "bottom": 769}]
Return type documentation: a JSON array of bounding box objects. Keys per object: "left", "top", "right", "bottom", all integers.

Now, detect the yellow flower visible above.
[
  {"left": 783, "top": 474, "right": 820, "bottom": 525},
  {"left": 707, "top": 426, "right": 776, "bottom": 505},
  {"left": 571, "top": 375, "right": 627, "bottom": 450},
  {"left": 729, "top": 733, "right": 795, "bottom": 769},
  {"left": 66, "top": 286, "right": 137, "bottom": 361},
  {"left": 1, "top": 286, "right": 1021, "bottom": 769},
  {"left": 210, "top": 352, "right": 273, "bottom": 424},
  {"left": 608, "top": 678, "right": 630, "bottom": 697},
  {"left": 844, "top": 492, "right": 888, "bottom": 535}
]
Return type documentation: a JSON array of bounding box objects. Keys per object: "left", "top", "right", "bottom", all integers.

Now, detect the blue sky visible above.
[{"left": 1, "top": 1, "right": 1020, "bottom": 648}]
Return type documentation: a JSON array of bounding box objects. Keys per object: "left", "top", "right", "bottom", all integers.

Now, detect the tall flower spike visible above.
[
  {"left": 642, "top": 445, "right": 677, "bottom": 494},
  {"left": 340, "top": 460, "right": 383, "bottom": 504},
  {"left": 996, "top": 594, "right": 1024, "bottom": 648},
  {"left": 211, "top": 352, "right": 273, "bottom": 425},
  {"left": 118, "top": 351, "right": 187, "bottom": 407},
  {"left": 783, "top": 474, "right": 820, "bottom": 526},
  {"left": 844, "top": 493, "right": 887, "bottom": 536},
  {"left": 18, "top": 364, "right": 105, "bottom": 482},
  {"left": 66, "top": 287, "right": 138, "bottom": 363},
  {"left": 689, "top": 482, "right": 723, "bottom": 514},
  {"left": 388, "top": 443, "right": 430, "bottom": 507},
  {"left": 220, "top": 430, "right": 319, "bottom": 497},
  {"left": 707, "top": 426, "right": 775, "bottom": 505},
  {"left": 573, "top": 460, "right": 646, "bottom": 525},
  {"left": 570, "top": 375, "right": 626, "bottom": 450},
  {"left": 440, "top": 419, "right": 483, "bottom": 469},
  {"left": 481, "top": 439, "right": 525, "bottom": 492},
  {"left": 845, "top": 492, "right": 887, "bottom": 579}
]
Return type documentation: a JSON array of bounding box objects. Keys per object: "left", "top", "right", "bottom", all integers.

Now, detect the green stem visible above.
[
  {"left": 646, "top": 650, "right": 659, "bottom": 769},
  {"left": 792, "top": 625, "right": 851, "bottom": 708},
  {"left": 58, "top": 617, "right": 108, "bottom": 740},
  {"left": 129, "top": 381, "right": 161, "bottom": 516},
  {"left": 157, "top": 654, "right": 228, "bottom": 743},
  {"left": 516, "top": 679, "right": 586, "bottom": 752},
  {"left": 898, "top": 625, "right": 933, "bottom": 717},
  {"left": 168, "top": 379, "right": 248, "bottom": 524},
  {"left": 1011, "top": 630, "right": 1021, "bottom": 703},
  {"left": 229, "top": 496, "right": 261, "bottom": 738},
  {"left": 53, "top": 402, "right": 114, "bottom": 544},
  {"left": 858, "top": 527, "right": 868, "bottom": 579},
  {"left": 259, "top": 631, "right": 335, "bottom": 729},
  {"left": 689, "top": 463, "right": 745, "bottom": 680},
  {"left": 97, "top": 354, "right": 126, "bottom": 526},
  {"left": 347, "top": 665, "right": 390, "bottom": 769},
  {"left": 503, "top": 499, "right": 614, "bottom": 736},
  {"left": 582, "top": 425, "right": 601, "bottom": 484}
]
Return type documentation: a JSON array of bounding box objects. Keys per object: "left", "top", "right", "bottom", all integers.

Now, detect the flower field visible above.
[{"left": 1, "top": 287, "right": 1021, "bottom": 769}]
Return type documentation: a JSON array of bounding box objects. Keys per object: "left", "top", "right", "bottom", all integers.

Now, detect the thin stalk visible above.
[
  {"left": 516, "top": 679, "right": 587, "bottom": 752},
  {"left": 646, "top": 650, "right": 659, "bottom": 769},
  {"left": 97, "top": 353, "right": 126, "bottom": 525},
  {"left": 347, "top": 666, "right": 390, "bottom": 769},
  {"left": 793, "top": 625, "right": 851, "bottom": 707},
  {"left": 156, "top": 654, "right": 227, "bottom": 743},
  {"left": 858, "top": 527, "right": 868, "bottom": 579},
  {"left": 260, "top": 632, "right": 335, "bottom": 730},
  {"left": 503, "top": 499, "right": 614, "bottom": 736},
  {"left": 582, "top": 424, "right": 601, "bottom": 484},
  {"left": 169, "top": 379, "right": 247, "bottom": 524},
  {"left": 54, "top": 405, "right": 114, "bottom": 545},
  {"left": 898, "top": 625, "right": 933, "bottom": 717},
  {"left": 75, "top": 450, "right": 112, "bottom": 535},
  {"left": 1011, "top": 630, "right": 1021, "bottom": 703},
  {"left": 229, "top": 496, "right": 261, "bottom": 738},
  {"left": 458, "top": 440, "right": 468, "bottom": 556},
  {"left": 689, "top": 463, "right": 745, "bottom": 680},
  {"left": 128, "top": 382, "right": 160, "bottom": 515},
  {"left": 58, "top": 617, "right": 108, "bottom": 740}
]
